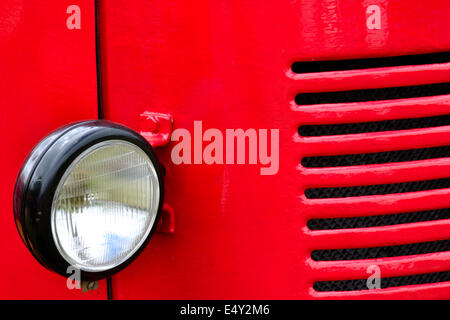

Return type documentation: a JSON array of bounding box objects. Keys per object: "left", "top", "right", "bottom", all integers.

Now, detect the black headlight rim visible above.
[{"left": 14, "top": 120, "right": 164, "bottom": 281}]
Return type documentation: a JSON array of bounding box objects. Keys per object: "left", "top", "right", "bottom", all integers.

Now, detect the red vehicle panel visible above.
[
  {"left": 1, "top": 0, "right": 450, "bottom": 300},
  {"left": 95, "top": 0, "right": 450, "bottom": 299},
  {"left": 0, "top": 0, "right": 106, "bottom": 299}
]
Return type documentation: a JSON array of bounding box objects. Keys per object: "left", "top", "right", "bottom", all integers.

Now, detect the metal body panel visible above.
[
  {"left": 0, "top": 1, "right": 106, "bottom": 299},
  {"left": 2, "top": 0, "right": 450, "bottom": 299},
  {"left": 96, "top": 0, "right": 450, "bottom": 299}
]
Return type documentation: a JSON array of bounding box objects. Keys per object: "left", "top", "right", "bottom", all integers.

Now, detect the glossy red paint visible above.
[
  {"left": 0, "top": 1, "right": 106, "bottom": 299},
  {"left": 2, "top": 0, "right": 450, "bottom": 300},
  {"left": 96, "top": 0, "right": 450, "bottom": 299}
]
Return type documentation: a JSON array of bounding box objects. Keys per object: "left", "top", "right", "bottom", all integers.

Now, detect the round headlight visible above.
[{"left": 13, "top": 121, "right": 164, "bottom": 280}]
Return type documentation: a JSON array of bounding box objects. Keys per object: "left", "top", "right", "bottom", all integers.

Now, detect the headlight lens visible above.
[{"left": 51, "top": 140, "right": 160, "bottom": 272}]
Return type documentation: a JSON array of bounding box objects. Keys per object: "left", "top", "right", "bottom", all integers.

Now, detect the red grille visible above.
[{"left": 290, "top": 52, "right": 450, "bottom": 297}]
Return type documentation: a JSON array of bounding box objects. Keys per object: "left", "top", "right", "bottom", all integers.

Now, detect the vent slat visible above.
[
  {"left": 299, "top": 114, "right": 450, "bottom": 137},
  {"left": 314, "top": 270, "right": 450, "bottom": 292},
  {"left": 305, "top": 178, "right": 450, "bottom": 199},
  {"left": 311, "top": 239, "right": 450, "bottom": 261},
  {"left": 307, "top": 208, "right": 450, "bottom": 230},
  {"left": 292, "top": 51, "right": 450, "bottom": 74},
  {"left": 302, "top": 145, "right": 450, "bottom": 168},
  {"left": 298, "top": 127, "right": 450, "bottom": 158},
  {"left": 296, "top": 83, "right": 450, "bottom": 106}
]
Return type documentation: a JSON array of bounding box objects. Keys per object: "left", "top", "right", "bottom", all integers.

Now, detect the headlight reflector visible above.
[{"left": 52, "top": 140, "right": 160, "bottom": 272}]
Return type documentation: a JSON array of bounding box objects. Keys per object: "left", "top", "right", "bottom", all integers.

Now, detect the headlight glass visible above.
[{"left": 51, "top": 140, "right": 160, "bottom": 272}]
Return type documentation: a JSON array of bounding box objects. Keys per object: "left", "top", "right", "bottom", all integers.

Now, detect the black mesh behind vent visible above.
[
  {"left": 314, "top": 270, "right": 450, "bottom": 292},
  {"left": 302, "top": 145, "right": 450, "bottom": 168},
  {"left": 291, "top": 51, "right": 450, "bottom": 74},
  {"left": 307, "top": 208, "right": 450, "bottom": 230},
  {"left": 311, "top": 239, "right": 450, "bottom": 261},
  {"left": 295, "top": 82, "right": 450, "bottom": 106},
  {"left": 299, "top": 114, "right": 450, "bottom": 137},
  {"left": 305, "top": 178, "right": 450, "bottom": 199}
]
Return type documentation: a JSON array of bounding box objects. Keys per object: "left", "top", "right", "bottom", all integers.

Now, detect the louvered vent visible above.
[{"left": 291, "top": 51, "right": 450, "bottom": 294}]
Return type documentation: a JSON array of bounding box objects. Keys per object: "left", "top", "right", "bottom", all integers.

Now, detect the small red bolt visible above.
[
  {"left": 141, "top": 114, "right": 159, "bottom": 133},
  {"left": 147, "top": 116, "right": 159, "bottom": 133}
]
